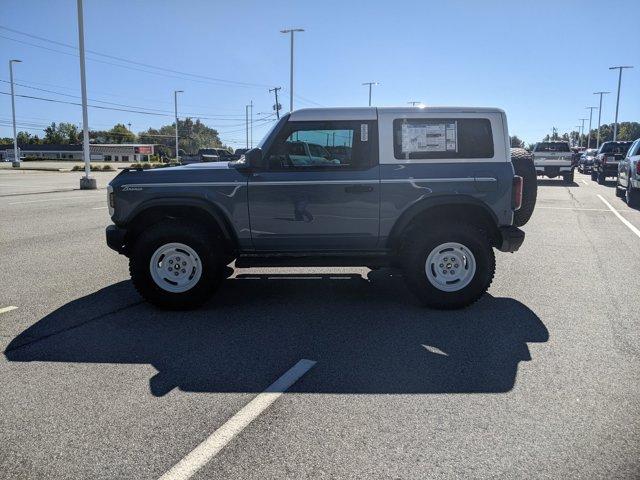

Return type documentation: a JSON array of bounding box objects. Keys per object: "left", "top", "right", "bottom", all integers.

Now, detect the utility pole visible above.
[
  {"left": 280, "top": 28, "right": 304, "bottom": 112},
  {"left": 593, "top": 91, "right": 610, "bottom": 148},
  {"left": 245, "top": 104, "right": 250, "bottom": 149},
  {"left": 76, "top": 0, "right": 96, "bottom": 189},
  {"left": 9, "top": 59, "right": 21, "bottom": 168},
  {"left": 408, "top": 101, "right": 422, "bottom": 106},
  {"left": 579, "top": 118, "right": 588, "bottom": 148},
  {"left": 250, "top": 100, "right": 253, "bottom": 148},
  {"left": 609, "top": 65, "right": 633, "bottom": 141},
  {"left": 362, "top": 82, "right": 378, "bottom": 106},
  {"left": 585, "top": 106, "right": 597, "bottom": 149},
  {"left": 174, "top": 90, "right": 183, "bottom": 160},
  {"left": 574, "top": 126, "right": 582, "bottom": 147},
  {"left": 269, "top": 87, "right": 282, "bottom": 119}
]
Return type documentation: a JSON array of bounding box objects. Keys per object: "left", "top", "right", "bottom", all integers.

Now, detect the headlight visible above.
[{"left": 107, "top": 185, "right": 114, "bottom": 216}]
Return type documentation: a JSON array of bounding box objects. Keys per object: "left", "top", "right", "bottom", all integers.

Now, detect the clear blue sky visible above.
[{"left": 2, "top": 0, "right": 639, "bottom": 148}]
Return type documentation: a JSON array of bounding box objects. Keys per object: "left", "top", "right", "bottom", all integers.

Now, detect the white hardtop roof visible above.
[{"left": 289, "top": 106, "right": 505, "bottom": 121}]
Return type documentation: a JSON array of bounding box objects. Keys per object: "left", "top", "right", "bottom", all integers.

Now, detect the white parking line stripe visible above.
[
  {"left": 0, "top": 306, "right": 18, "bottom": 314},
  {"left": 537, "top": 206, "right": 613, "bottom": 212},
  {"left": 158, "top": 359, "right": 316, "bottom": 480},
  {"left": 91, "top": 206, "right": 108, "bottom": 210},
  {"left": 8, "top": 195, "right": 102, "bottom": 205},
  {"left": 597, "top": 194, "right": 640, "bottom": 239},
  {"left": 581, "top": 179, "right": 589, "bottom": 185}
]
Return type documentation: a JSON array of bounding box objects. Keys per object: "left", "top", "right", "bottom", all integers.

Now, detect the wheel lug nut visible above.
[
  {"left": 439, "top": 263, "right": 444, "bottom": 268},
  {"left": 174, "top": 272, "right": 179, "bottom": 276},
  {"left": 169, "top": 260, "right": 173, "bottom": 264},
  {"left": 442, "top": 270, "right": 447, "bottom": 274},
  {"left": 168, "top": 267, "right": 173, "bottom": 272},
  {"left": 182, "top": 261, "right": 186, "bottom": 266},
  {"left": 181, "top": 269, "right": 186, "bottom": 273},
  {"left": 454, "top": 264, "right": 459, "bottom": 268}
]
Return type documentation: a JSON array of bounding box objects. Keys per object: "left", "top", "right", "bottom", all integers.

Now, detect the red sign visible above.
[{"left": 134, "top": 145, "right": 153, "bottom": 154}]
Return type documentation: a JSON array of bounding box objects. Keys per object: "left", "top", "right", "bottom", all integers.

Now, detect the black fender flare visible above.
[
  {"left": 124, "top": 196, "right": 237, "bottom": 246},
  {"left": 387, "top": 195, "right": 500, "bottom": 250}
]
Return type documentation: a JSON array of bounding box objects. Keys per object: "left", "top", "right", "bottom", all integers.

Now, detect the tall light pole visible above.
[
  {"left": 9, "top": 59, "right": 21, "bottom": 168},
  {"left": 280, "top": 28, "right": 304, "bottom": 112},
  {"left": 174, "top": 90, "right": 183, "bottom": 160},
  {"left": 76, "top": 0, "right": 95, "bottom": 189},
  {"left": 585, "top": 106, "right": 597, "bottom": 149},
  {"left": 362, "top": 82, "right": 378, "bottom": 106},
  {"left": 579, "top": 118, "right": 588, "bottom": 148},
  {"left": 574, "top": 126, "right": 582, "bottom": 147},
  {"left": 593, "top": 91, "right": 610, "bottom": 148},
  {"left": 609, "top": 66, "right": 633, "bottom": 141}
]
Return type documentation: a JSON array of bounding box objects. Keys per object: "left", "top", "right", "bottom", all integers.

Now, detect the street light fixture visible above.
[
  {"left": 174, "top": 90, "right": 183, "bottom": 160},
  {"left": 280, "top": 28, "right": 304, "bottom": 112},
  {"left": 362, "top": 82, "right": 378, "bottom": 106},
  {"left": 9, "top": 59, "right": 21, "bottom": 168},
  {"left": 593, "top": 91, "right": 610, "bottom": 148},
  {"left": 609, "top": 66, "right": 633, "bottom": 141}
]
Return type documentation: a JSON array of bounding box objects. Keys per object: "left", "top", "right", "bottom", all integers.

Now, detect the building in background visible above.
[{"left": 0, "top": 144, "right": 156, "bottom": 162}]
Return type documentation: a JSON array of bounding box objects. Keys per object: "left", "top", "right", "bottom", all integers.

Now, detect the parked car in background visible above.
[
  {"left": 531, "top": 141, "right": 575, "bottom": 183},
  {"left": 615, "top": 138, "right": 640, "bottom": 207},
  {"left": 591, "top": 141, "right": 633, "bottom": 184},
  {"left": 578, "top": 148, "right": 598, "bottom": 173},
  {"left": 198, "top": 148, "right": 234, "bottom": 162},
  {"left": 234, "top": 148, "right": 249, "bottom": 158}
]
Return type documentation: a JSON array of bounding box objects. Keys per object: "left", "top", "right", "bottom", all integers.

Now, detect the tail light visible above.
[
  {"left": 512, "top": 176, "right": 523, "bottom": 211},
  {"left": 636, "top": 162, "right": 640, "bottom": 175}
]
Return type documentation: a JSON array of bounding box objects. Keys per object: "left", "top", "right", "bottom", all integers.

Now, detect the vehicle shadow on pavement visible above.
[
  {"left": 5, "top": 271, "right": 548, "bottom": 396},
  {"left": 536, "top": 180, "right": 579, "bottom": 187}
]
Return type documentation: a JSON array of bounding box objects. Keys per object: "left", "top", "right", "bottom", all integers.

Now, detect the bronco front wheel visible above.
[{"left": 129, "top": 221, "right": 224, "bottom": 309}]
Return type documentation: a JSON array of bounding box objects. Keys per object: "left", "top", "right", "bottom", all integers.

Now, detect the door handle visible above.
[{"left": 345, "top": 184, "right": 373, "bottom": 194}]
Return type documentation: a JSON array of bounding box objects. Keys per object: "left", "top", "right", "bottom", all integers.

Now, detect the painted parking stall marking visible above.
[
  {"left": 0, "top": 306, "right": 18, "bottom": 314},
  {"left": 158, "top": 359, "right": 317, "bottom": 480},
  {"left": 597, "top": 194, "right": 640, "bottom": 239}
]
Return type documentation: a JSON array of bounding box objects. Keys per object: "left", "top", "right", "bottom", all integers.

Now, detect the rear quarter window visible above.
[{"left": 393, "top": 118, "right": 494, "bottom": 160}]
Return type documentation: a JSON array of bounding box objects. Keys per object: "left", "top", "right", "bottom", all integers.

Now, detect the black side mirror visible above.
[{"left": 237, "top": 147, "right": 262, "bottom": 169}]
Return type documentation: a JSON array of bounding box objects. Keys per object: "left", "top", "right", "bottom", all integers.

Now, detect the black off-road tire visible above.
[
  {"left": 615, "top": 178, "right": 625, "bottom": 198},
  {"left": 562, "top": 170, "right": 574, "bottom": 184},
  {"left": 510, "top": 148, "right": 537, "bottom": 227},
  {"left": 400, "top": 223, "right": 495, "bottom": 310},
  {"left": 597, "top": 171, "right": 606, "bottom": 185},
  {"left": 627, "top": 182, "right": 640, "bottom": 208},
  {"left": 129, "top": 221, "right": 225, "bottom": 309},
  {"left": 591, "top": 171, "right": 597, "bottom": 181}
]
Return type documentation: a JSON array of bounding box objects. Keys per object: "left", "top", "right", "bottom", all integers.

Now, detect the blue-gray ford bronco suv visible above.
[{"left": 106, "top": 107, "right": 536, "bottom": 310}]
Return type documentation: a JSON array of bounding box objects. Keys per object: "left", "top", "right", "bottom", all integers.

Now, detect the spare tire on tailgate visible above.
[{"left": 510, "top": 148, "right": 537, "bottom": 227}]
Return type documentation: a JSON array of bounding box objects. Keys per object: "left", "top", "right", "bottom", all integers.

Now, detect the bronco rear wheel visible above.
[
  {"left": 129, "top": 221, "right": 225, "bottom": 309},
  {"left": 510, "top": 148, "right": 537, "bottom": 227},
  {"left": 400, "top": 223, "right": 495, "bottom": 309}
]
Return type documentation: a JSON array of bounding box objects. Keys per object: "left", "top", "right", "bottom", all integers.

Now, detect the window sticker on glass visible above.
[
  {"left": 361, "top": 123, "right": 368, "bottom": 142},
  {"left": 401, "top": 121, "right": 458, "bottom": 153}
]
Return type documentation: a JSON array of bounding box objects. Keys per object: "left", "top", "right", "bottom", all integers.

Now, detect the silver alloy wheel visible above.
[
  {"left": 149, "top": 242, "right": 202, "bottom": 293},
  {"left": 424, "top": 242, "right": 477, "bottom": 292}
]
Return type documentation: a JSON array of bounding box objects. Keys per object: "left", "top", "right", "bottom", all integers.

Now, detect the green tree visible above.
[
  {"left": 43, "top": 122, "right": 79, "bottom": 144},
  {"left": 107, "top": 123, "right": 135, "bottom": 143},
  {"left": 617, "top": 122, "right": 640, "bottom": 141},
  {"left": 510, "top": 135, "right": 524, "bottom": 148},
  {"left": 139, "top": 118, "right": 223, "bottom": 156}
]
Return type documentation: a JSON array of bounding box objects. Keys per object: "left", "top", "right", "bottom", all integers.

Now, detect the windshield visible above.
[
  {"left": 258, "top": 115, "right": 289, "bottom": 150},
  {"left": 599, "top": 142, "right": 632, "bottom": 155},
  {"left": 534, "top": 142, "right": 570, "bottom": 152}
]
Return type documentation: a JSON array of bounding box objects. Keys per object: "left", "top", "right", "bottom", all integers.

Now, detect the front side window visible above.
[
  {"left": 265, "top": 121, "right": 373, "bottom": 170},
  {"left": 393, "top": 118, "right": 494, "bottom": 159}
]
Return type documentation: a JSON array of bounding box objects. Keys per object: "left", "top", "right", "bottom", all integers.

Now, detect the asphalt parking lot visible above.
[{"left": 1, "top": 169, "right": 639, "bottom": 479}]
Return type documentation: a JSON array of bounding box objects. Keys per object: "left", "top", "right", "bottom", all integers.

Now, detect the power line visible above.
[{"left": 0, "top": 26, "right": 272, "bottom": 89}]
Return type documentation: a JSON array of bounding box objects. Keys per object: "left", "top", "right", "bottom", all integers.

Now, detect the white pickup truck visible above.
[{"left": 531, "top": 141, "right": 575, "bottom": 183}]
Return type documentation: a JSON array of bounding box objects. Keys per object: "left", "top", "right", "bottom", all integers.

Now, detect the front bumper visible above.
[
  {"left": 106, "top": 225, "right": 128, "bottom": 255},
  {"left": 497, "top": 226, "right": 525, "bottom": 252}
]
